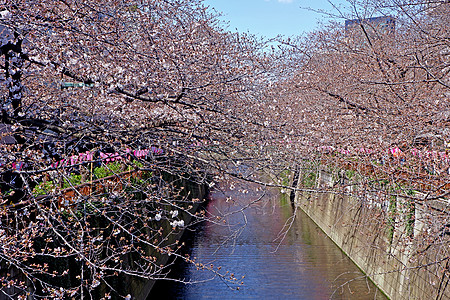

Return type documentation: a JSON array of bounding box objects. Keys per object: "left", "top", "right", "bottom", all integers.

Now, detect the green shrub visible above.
[
  {"left": 94, "top": 162, "right": 125, "bottom": 179},
  {"left": 63, "top": 174, "right": 83, "bottom": 189},
  {"left": 345, "top": 169, "right": 355, "bottom": 180},
  {"left": 132, "top": 160, "right": 144, "bottom": 168},
  {"left": 33, "top": 181, "right": 56, "bottom": 196},
  {"left": 107, "top": 161, "right": 123, "bottom": 174},
  {"left": 302, "top": 171, "right": 317, "bottom": 187},
  {"left": 279, "top": 169, "right": 291, "bottom": 187},
  {"left": 94, "top": 166, "right": 109, "bottom": 179}
]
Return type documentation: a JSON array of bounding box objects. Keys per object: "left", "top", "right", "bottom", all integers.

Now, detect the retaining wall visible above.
[{"left": 293, "top": 170, "right": 450, "bottom": 300}]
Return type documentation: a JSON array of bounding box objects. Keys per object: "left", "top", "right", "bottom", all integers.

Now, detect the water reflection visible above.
[{"left": 150, "top": 182, "right": 387, "bottom": 300}]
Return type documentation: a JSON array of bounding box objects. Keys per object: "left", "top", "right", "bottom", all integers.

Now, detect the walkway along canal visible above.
[{"left": 150, "top": 180, "right": 387, "bottom": 299}]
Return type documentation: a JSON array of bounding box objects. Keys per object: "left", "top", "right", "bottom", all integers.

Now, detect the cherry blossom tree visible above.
[
  {"left": 0, "top": 0, "right": 271, "bottom": 298},
  {"left": 265, "top": 1, "right": 450, "bottom": 298}
]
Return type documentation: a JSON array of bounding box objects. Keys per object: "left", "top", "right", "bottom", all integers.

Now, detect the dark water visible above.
[{"left": 150, "top": 181, "right": 387, "bottom": 300}]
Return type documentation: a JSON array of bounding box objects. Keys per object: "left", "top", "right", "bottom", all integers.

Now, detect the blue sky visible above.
[{"left": 204, "top": 0, "right": 348, "bottom": 38}]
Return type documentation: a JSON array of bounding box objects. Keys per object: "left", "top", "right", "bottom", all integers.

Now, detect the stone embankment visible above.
[{"left": 289, "top": 169, "right": 450, "bottom": 300}]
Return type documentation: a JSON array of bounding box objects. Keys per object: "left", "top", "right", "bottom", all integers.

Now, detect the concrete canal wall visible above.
[
  {"left": 292, "top": 170, "right": 450, "bottom": 300},
  {"left": 127, "top": 179, "right": 207, "bottom": 300}
]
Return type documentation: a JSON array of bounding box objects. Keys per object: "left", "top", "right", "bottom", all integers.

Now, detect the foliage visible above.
[
  {"left": 93, "top": 162, "right": 124, "bottom": 180},
  {"left": 387, "top": 196, "right": 397, "bottom": 244},
  {"left": 279, "top": 169, "right": 291, "bottom": 187},
  {"left": 63, "top": 174, "right": 83, "bottom": 189},
  {"left": 302, "top": 170, "right": 317, "bottom": 188},
  {"left": 32, "top": 180, "right": 56, "bottom": 196}
]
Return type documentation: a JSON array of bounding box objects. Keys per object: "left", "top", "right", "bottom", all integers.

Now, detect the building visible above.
[{"left": 345, "top": 16, "right": 395, "bottom": 46}]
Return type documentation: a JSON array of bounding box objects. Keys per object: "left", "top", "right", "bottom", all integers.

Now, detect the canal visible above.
[{"left": 150, "top": 180, "right": 387, "bottom": 299}]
